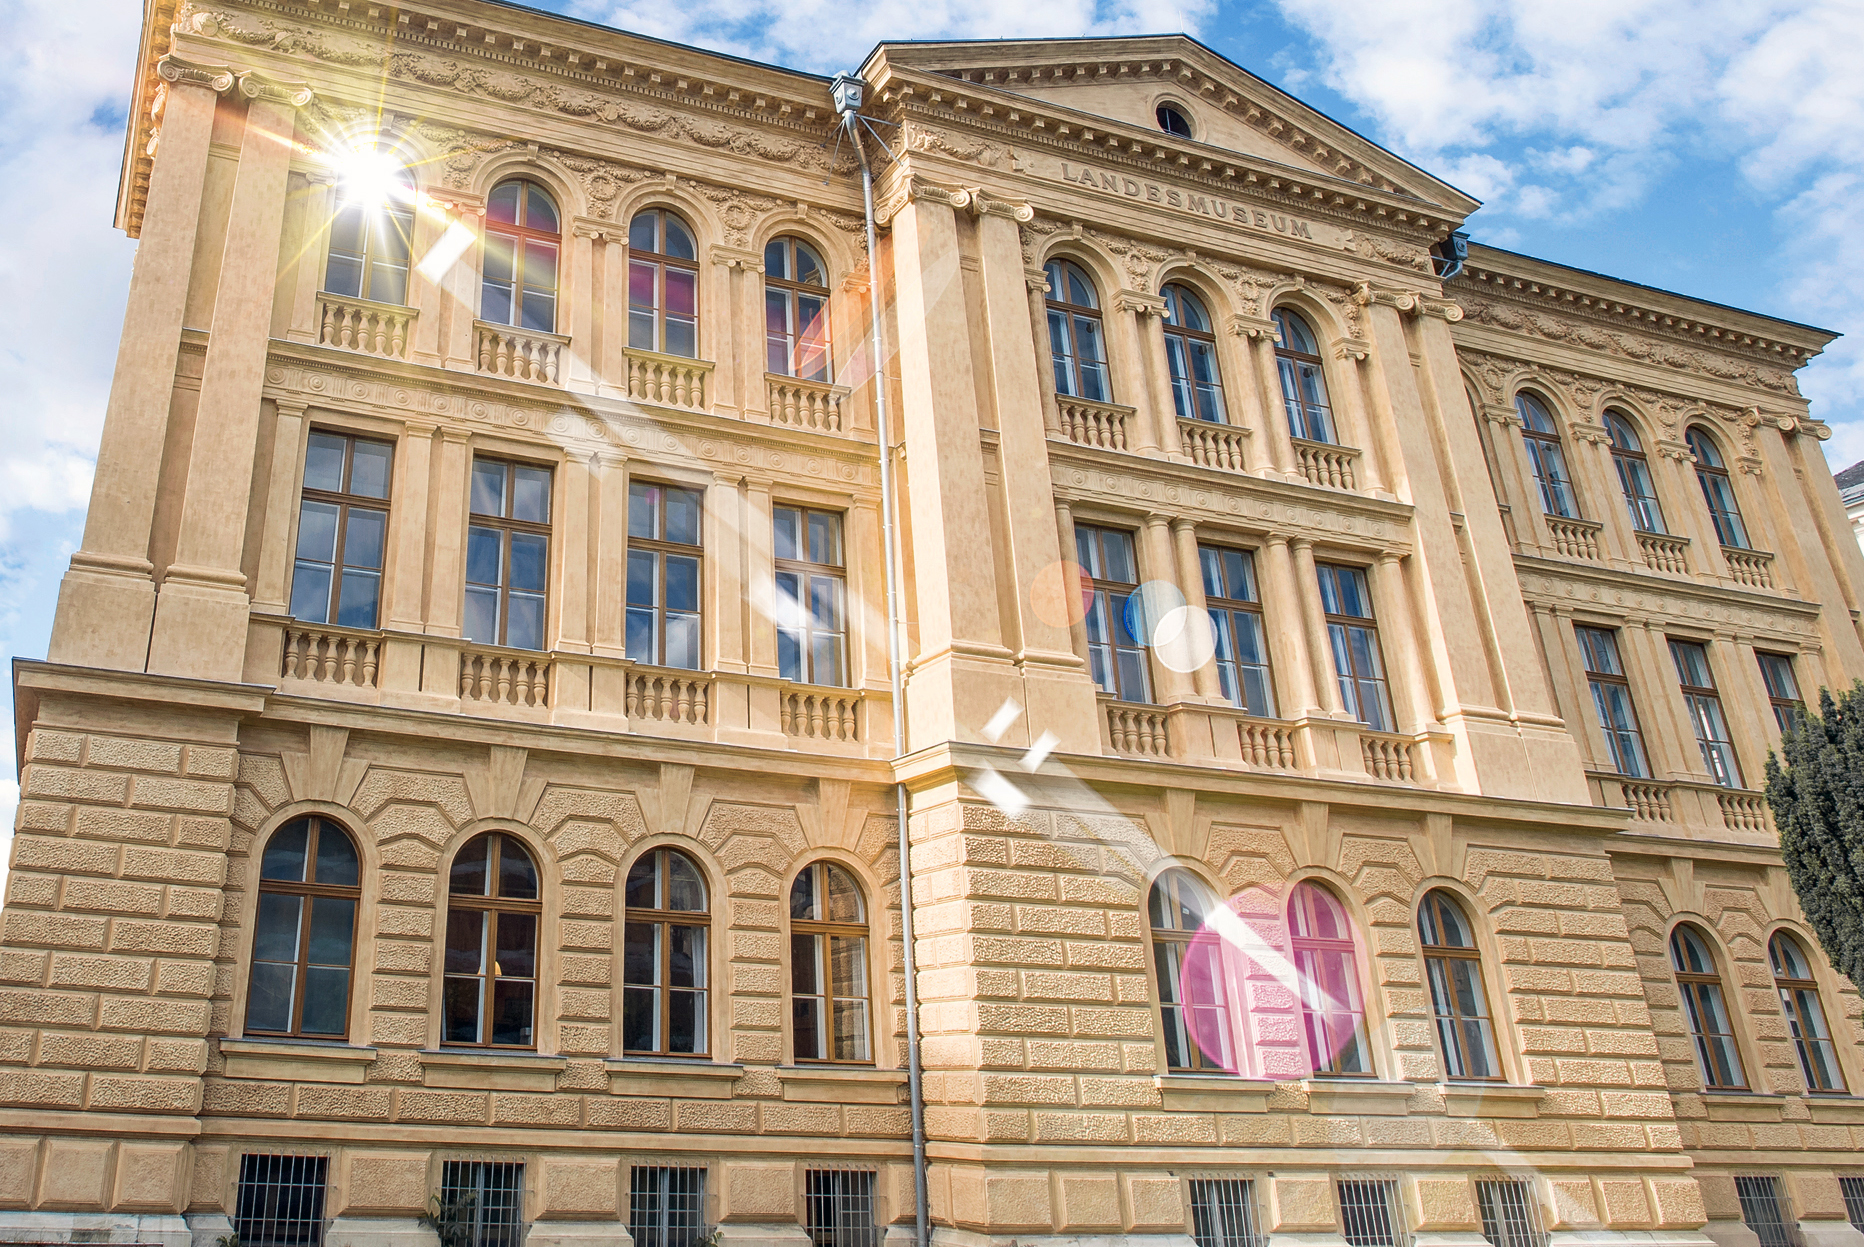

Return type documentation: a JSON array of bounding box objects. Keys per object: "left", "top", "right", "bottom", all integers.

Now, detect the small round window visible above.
[{"left": 1157, "top": 104, "right": 1193, "bottom": 137}]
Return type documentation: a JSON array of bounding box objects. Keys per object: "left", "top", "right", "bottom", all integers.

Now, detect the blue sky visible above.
[{"left": 1, "top": 0, "right": 1862, "bottom": 878}]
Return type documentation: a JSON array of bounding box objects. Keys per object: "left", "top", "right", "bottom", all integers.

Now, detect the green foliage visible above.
[
  {"left": 1765, "top": 681, "right": 1864, "bottom": 990},
  {"left": 419, "top": 1190, "right": 480, "bottom": 1247},
  {"left": 216, "top": 1235, "right": 240, "bottom": 1247}
]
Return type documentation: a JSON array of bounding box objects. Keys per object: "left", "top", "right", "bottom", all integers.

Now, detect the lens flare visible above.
[{"left": 332, "top": 140, "right": 412, "bottom": 210}]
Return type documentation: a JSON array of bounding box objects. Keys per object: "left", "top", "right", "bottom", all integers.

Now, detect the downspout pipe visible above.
[{"left": 831, "top": 73, "right": 930, "bottom": 1247}]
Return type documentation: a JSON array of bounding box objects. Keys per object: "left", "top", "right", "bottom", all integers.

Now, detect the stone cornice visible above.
[{"left": 1514, "top": 558, "right": 1824, "bottom": 640}]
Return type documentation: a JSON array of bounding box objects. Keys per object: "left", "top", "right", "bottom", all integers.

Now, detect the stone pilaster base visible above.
[
  {"left": 0, "top": 1211, "right": 192, "bottom": 1247},
  {"left": 715, "top": 1224, "right": 813, "bottom": 1247},
  {"left": 1702, "top": 1222, "right": 1764, "bottom": 1247},
  {"left": 931, "top": 1230, "right": 1197, "bottom": 1247},
  {"left": 526, "top": 1223, "right": 637, "bottom": 1247},
  {"left": 1798, "top": 1222, "right": 1864, "bottom": 1247},
  {"left": 324, "top": 1217, "right": 442, "bottom": 1247}
]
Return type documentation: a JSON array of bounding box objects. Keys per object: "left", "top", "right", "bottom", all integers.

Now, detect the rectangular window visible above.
[
  {"left": 291, "top": 431, "right": 393, "bottom": 630},
  {"left": 1317, "top": 564, "right": 1392, "bottom": 732},
  {"left": 1336, "top": 1176, "right": 1408, "bottom": 1247},
  {"left": 1476, "top": 1180, "right": 1548, "bottom": 1247},
  {"left": 1757, "top": 652, "right": 1804, "bottom": 735},
  {"left": 1670, "top": 640, "right": 1743, "bottom": 787},
  {"left": 628, "top": 482, "right": 704, "bottom": 670},
  {"left": 1077, "top": 525, "right": 1151, "bottom": 703},
  {"left": 1188, "top": 1177, "right": 1265, "bottom": 1247},
  {"left": 1200, "top": 546, "right": 1275, "bottom": 718},
  {"left": 803, "top": 1168, "right": 877, "bottom": 1247},
  {"left": 440, "top": 1160, "right": 525, "bottom": 1247},
  {"left": 235, "top": 1154, "right": 329, "bottom": 1247},
  {"left": 1838, "top": 1177, "right": 1864, "bottom": 1233},
  {"left": 1576, "top": 626, "right": 1649, "bottom": 778},
  {"left": 630, "top": 1166, "right": 708, "bottom": 1247},
  {"left": 775, "top": 507, "right": 847, "bottom": 687},
  {"left": 1734, "top": 1176, "right": 1800, "bottom": 1247},
  {"left": 464, "top": 458, "right": 552, "bottom": 652}
]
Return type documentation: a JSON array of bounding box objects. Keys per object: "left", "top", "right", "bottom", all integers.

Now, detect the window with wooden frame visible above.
[
  {"left": 1076, "top": 524, "right": 1151, "bottom": 703},
  {"left": 443, "top": 832, "right": 540, "bottom": 1049},
  {"left": 1670, "top": 924, "right": 1747, "bottom": 1090},
  {"left": 1316, "top": 563, "right": 1393, "bottom": 732},
  {"left": 623, "top": 847, "right": 710, "bottom": 1057},
  {"left": 482, "top": 178, "right": 559, "bottom": 332},
  {"left": 1272, "top": 308, "right": 1336, "bottom": 444},
  {"left": 1669, "top": 639, "right": 1743, "bottom": 787},
  {"left": 1288, "top": 881, "right": 1371, "bottom": 1076},
  {"left": 1575, "top": 625, "right": 1650, "bottom": 779},
  {"left": 765, "top": 236, "right": 831, "bottom": 382},
  {"left": 627, "top": 481, "right": 703, "bottom": 670},
  {"left": 1417, "top": 889, "right": 1502, "bottom": 1081},
  {"left": 1687, "top": 427, "right": 1751, "bottom": 549},
  {"left": 324, "top": 161, "right": 415, "bottom": 307},
  {"left": 465, "top": 457, "right": 552, "bottom": 652},
  {"left": 1149, "top": 869, "right": 1232, "bottom": 1072},
  {"left": 790, "top": 860, "right": 871, "bottom": 1063},
  {"left": 774, "top": 506, "right": 847, "bottom": 687},
  {"left": 1515, "top": 392, "right": 1578, "bottom": 519},
  {"left": 290, "top": 431, "right": 393, "bottom": 631},
  {"left": 245, "top": 816, "right": 360, "bottom": 1040},
  {"left": 1044, "top": 258, "right": 1110, "bottom": 402},
  {"left": 1757, "top": 652, "right": 1805, "bottom": 735},
  {"left": 1163, "top": 284, "right": 1226, "bottom": 424},
  {"left": 629, "top": 208, "right": 699, "bottom": 358},
  {"left": 1605, "top": 411, "right": 1667, "bottom": 534},
  {"left": 1770, "top": 931, "right": 1846, "bottom": 1093},
  {"left": 1200, "top": 545, "right": 1275, "bottom": 717}
]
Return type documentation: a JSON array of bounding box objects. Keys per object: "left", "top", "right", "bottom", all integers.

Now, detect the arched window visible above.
[
  {"left": 324, "top": 158, "right": 415, "bottom": 307},
  {"left": 246, "top": 816, "right": 360, "bottom": 1039},
  {"left": 629, "top": 208, "right": 699, "bottom": 358},
  {"left": 1671, "top": 925, "right": 1746, "bottom": 1090},
  {"left": 1149, "top": 869, "right": 1231, "bottom": 1072},
  {"left": 1417, "top": 890, "right": 1501, "bottom": 1080},
  {"left": 1606, "top": 412, "right": 1666, "bottom": 534},
  {"left": 1272, "top": 308, "right": 1335, "bottom": 444},
  {"left": 1044, "top": 259, "right": 1110, "bottom": 402},
  {"left": 1163, "top": 284, "right": 1226, "bottom": 424},
  {"left": 791, "top": 861, "right": 870, "bottom": 1063},
  {"left": 623, "top": 848, "right": 710, "bottom": 1056},
  {"left": 765, "top": 236, "right": 831, "bottom": 383},
  {"left": 1288, "top": 882, "right": 1370, "bottom": 1076},
  {"left": 482, "top": 179, "right": 560, "bottom": 333},
  {"left": 1687, "top": 427, "right": 1751, "bottom": 549},
  {"left": 1771, "top": 932, "right": 1845, "bottom": 1092},
  {"left": 444, "top": 832, "right": 540, "bottom": 1049},
  {"left": 1516, "top": 392, "right": 1578, "bottom": 518},
  {"left": 1156, "top": 103, "right": 1194, "bottom": 138}
]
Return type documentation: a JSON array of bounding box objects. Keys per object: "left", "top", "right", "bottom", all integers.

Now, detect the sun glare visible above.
[{"left": 332, "top": 140, "right": 410, "bottom": 210}]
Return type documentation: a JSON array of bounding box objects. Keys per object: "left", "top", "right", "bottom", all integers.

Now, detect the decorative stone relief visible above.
[
  {"left": 181, "top": 5, "right": 388, "bottom": 67},
  {"left": 904, "top": 121, "right": 1026, "bottom": 172},
  {"left": 1341, "top": 230, "right": 1432, "bottom": 274},
  {"left": 693, "top": 184, "right": 784, "bottom": 249}
]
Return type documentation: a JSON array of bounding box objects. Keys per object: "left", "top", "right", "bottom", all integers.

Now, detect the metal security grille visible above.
[
  {"left": 804, "top": 1167, "right": 878, "bottom": 1247},
  {"left": 1735, "top": 1176, "right": 1800, "bottom": 1247},
  {"left": 1476, "top": 1180, "right": 1548, "bottom": 1247},
  {"left": 234, "top": 1154, "right": 328, "bottom": 1247},
  {"left": 441, "top": 1161, "right": 525, "bottom": 1247},
  {"left": 1337, "top": 1176, "right": 1409, "bottom": 1247},
  {"left": 631, "top": 1166, "right": 708, "bottom": 1247},
  {"left": 1188, "top": 1177, "right": 1266, "bottom": 1247},
  {"left": 1840, "top": 1178, "right": 1864, "bottom": 1232}
]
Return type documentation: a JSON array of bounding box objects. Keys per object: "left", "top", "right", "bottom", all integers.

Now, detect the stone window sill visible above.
[
  {"left": 1153, "top": 1073, "right": 1275, "bottom": 1113},
  {"left": 604, "top": 1057, "right": 743, "bottom": 1100},
  {"left": 780, "top": 1065, "right": 908, "bottom": 1104},
  {"left": 1806, "top": 1095, "right": 1864, "bottom": 1124},
  {"left": 421, "top": 1049, "right": 567, "bottom": 1092},
  {"left": 1303, "top": 1077, "right": 1415, "bottom": 1116},
  {"left": 1699, "top": 1090, "right": 1786, "bottom": 1122},
  {"left": 221, "top": 1037, "right": 377, "bottom": 1084},
  {"left": 1439, "top": 1082, "right": 1547, "bottom": 1119}
]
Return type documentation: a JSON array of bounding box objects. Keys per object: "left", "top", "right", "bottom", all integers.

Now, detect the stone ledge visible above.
[
  {"left": 1699, "top": 1090, "right": 1786, "bottom": 1122},
  {"left": 604, "top": 1057, "right": 743, "bottom": 1099},
  {"left": 780, "top": 1065, "right": 907, "bottom": 1104},
  {"left": 220, "top": 1037, "right": 377, "bottom": 1084},
  {"left": 1806, "top": 1095, "right": 1864, "bottom": 1124},
  {"left": 1302, "top": 1077, "right": 1415, "bottom": 1116},
  {"left": 1438, "top": 1081, "right": 1547, "bottom": 1118},
  {"left": 1152, "top": 1072, "right": 1274, "bottom": 1112},
  {"left": 420, "top": 1049, "right": 567, "bottom": 1092}
]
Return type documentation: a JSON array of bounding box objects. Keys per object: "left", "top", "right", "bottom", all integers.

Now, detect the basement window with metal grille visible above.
[
  {"left": 234, "top": 1154, "right": 329, "bottom": 1247},
  {"left": 1735, "top": 1176, "right": 1801, "bottom": 1247},
  {"left": 1337, "top": 1176, "right": 1410, "bottom": 1247},
  {"left": 804, "top": 1167, "right": 878, "bottom": 1247},
  {"left": 441, "top": 1160, "right": 526, "bottom": 1247},
  {"left": 1188, "top": 1176, "right": 1266, "bottom": 1247},
  {"left": 631, "top": 1166, "right": 708, "bottom": 1247},
  {"left": 1476, "top": 1179, "right": 1549, "bottom": 1247},
  {"left": 1840, "top": 1178, "right": 1864, "bottom": 1234}
]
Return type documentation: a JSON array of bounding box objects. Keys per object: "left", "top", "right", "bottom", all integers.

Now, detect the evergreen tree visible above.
[{"left": 1765, "top": 682, "right": 1864, "bottom": 990}]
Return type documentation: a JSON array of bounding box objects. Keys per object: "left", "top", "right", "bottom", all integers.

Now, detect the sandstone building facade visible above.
[{"left": 4, "top": 7, "right": 1864, "bottom": 1247}]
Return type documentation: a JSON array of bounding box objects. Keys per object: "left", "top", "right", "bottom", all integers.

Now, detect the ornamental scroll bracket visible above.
[
  {"left": 1227, "top": 313, "right": 1279, "bottom": 340},
  {"left": 1115, "top": 290, "right": 1168, "bottom": 319}
]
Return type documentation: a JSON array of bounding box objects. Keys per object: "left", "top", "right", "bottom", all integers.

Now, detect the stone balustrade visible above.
[
  {"left": 316, "top": 293, "right": 416, "bottom": 361},
  {"left": 625, "top": 347, "right": 713, "bottom": 412},
  {"left": 1636, "top": 530, "right": 1691, "bottom": 575},
  {"left": 281, "top": 624, "right": 380, "bottom": 689},
  {"left": 459, "top": 645, "right": 552, "bottom": 708},
  {"left": 1056, "top": 397, "right": 1133, "bottom": 451},
  {"left": 1360, "top": 731, "right": 1417, "bottom": 782},
  {"left": 1544, "top": 515, "right": 1604, "bottom": 561},
  {"left": 1722, "top": 546, "right": 1777, "bottom": 590},
  {"left": 1237, "top": 716, "right": 1299, "bottom": 770},
  {"left": 475, "top": 321, "right": 568, "bottom": 386},
  {"left": 1104, "top": 700, "right": 1169, "bottom": 757},
  {"left": 625, "top": 667, "right": 713, "bottom": 726},
  {"left": 781, "top": 686, "right": 861, "bottom": 742},
  {"left": 1178, "top": 418, "right": 1249, "bottom": 472},
  {"left": 1290, "top": 437, "right": 1360, "bottom": 490},
  {"left": 767, "top": 373, "right": 847, "bottom": 433},
  {"left": 1717, "top": 789, "right": 1771, "bottom": 834},
  {"left": 1620, "top": 779, "right": 1675, "bottom": 823}
]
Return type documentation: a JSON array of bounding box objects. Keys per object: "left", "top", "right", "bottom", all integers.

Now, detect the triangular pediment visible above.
[{"left": 872, "top": 36, "right": 1476, "bottom": 215}]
